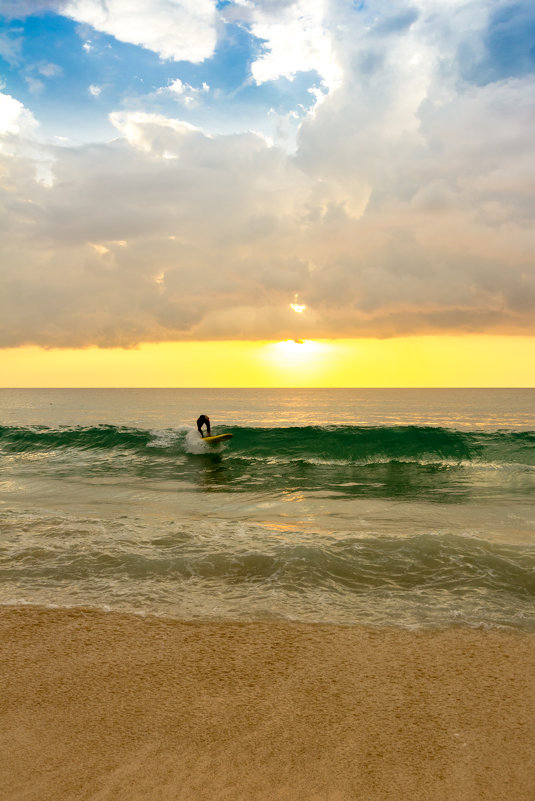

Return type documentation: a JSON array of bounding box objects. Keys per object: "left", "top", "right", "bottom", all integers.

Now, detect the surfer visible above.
[{"left": 196, "top": 414, "right": 211, "bottom": 438}]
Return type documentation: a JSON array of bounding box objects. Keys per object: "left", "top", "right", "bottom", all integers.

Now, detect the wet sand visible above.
[{"left": 1, "top": 606, "right": 534, "bottom": 800}]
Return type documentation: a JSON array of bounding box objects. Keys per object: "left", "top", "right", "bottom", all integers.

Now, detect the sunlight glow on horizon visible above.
[
  {"left": 1, "top": 336, "right": 534, "bottom": 388},
  {"left": 263, "top": 339, "right": 330, "bottom": 385}
]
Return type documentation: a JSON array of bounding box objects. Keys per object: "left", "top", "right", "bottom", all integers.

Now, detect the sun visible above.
[
  {"left": 260, "top": 339, "right": 331, "bottom": 385},
  {"left": 272, "top": 339, "right": 320, "bottom": 357}
]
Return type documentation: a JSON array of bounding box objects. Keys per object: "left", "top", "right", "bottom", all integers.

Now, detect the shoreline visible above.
[{"left": 2, "top": 605, "right": 534, "bottom": 800}]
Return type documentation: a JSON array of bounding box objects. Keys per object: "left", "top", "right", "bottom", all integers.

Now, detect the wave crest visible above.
[{"left": 1, "top": 424, "right": 534, "bottom": 467}]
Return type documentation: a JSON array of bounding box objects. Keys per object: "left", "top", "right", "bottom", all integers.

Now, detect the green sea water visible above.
[{"left": 1, "top": 388, "right": 534, "bottom": 629}]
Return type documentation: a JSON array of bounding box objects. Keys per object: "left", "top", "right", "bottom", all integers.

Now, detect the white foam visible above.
[
  {"left": 184, "top": 428, "right": 211, "bottom": 454},
  {"left": 147, "top": 426, "right": 189, "bottom": 449}
]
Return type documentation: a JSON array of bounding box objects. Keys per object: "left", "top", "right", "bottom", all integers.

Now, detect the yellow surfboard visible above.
[{"left": 202, "top": 433, "right": 233, "bottom": 444}]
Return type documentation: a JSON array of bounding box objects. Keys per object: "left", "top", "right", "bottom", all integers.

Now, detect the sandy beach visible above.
[{"left": 1, "top": 606, "right": 534, "bottom": 801}]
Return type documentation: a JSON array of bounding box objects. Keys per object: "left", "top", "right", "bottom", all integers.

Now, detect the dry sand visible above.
[{"left": 1, "top": 606, "right": 534, "bottom": 801}]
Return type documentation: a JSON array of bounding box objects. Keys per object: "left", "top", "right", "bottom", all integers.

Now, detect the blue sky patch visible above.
[
  {"left": 0, "top": 7, "right": 324, "bottom": 143},
  {"left": 461, "top": 2, "right": 535, "bottom": 85}
]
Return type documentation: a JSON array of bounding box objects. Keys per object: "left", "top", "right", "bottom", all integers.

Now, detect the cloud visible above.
[
  {"left": 37, "top": 62, "right": 63, "bottom": 77},
  {"left": 1, "top": 1, "right": 535, "bottom": 347},
  {"left": 25, "top": 77, "right": 45, "bottom": 95},
  {"left": 108, "top": 111, "right": 202, "bottom": 154},
  {"left": 0, "top": 29, "right": 23, "bottom": 65},
  {"left": 1, "top": 1, "right": 217, "bottom": 63},
  {"left": 373, "top": 8, "right": 420, "bottom": 36},
  {"left": 0, "top": 0, "right": 62, "bottom": 18},
  {"left": 230, "top": 0, "right": 342, "bottom": 91},
  {"left": 460, "top": 1, "right": 535, "bottom": 84},
  {"left": 61, "top": 0, "right": 218, "bottom": 63},
  {"left": 156, "top": 78, "right": 210, "bottom": 108},
  {"left": 0, "top": 91, "right": 39, "bottom": 141}
]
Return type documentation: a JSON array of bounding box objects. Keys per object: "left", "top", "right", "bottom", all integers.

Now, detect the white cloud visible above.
[
  {"left": 0, "top": 91, "right": 38, "bottom": 140},
  {"left": 109, "top": 111, "right": 202, "bottom": 154},
  {"left": 25, "top": 77, "right": 45, "bottom": 95},
  {"left": 88, "top": 84, "right": 102, "bottom": 97},
  {"left": 233, "top": 0, "right": 342, "bottom": 91},
  {"left": 168, "top": 79, "right": 187, "bottom": 96},
  {"left": 38, "top": 62, "right": 63, "bottom": 78},
  {"left": 157, "top": 78, "right": 210, "bottom": 107},
  {"left": 62, "top": 0, "right": 218, "bottom": 62},
  {"left": 0, "top": 92, "right": 57, "bottom": 191},
  {"left": 0, "top": 30, "right": 23, "bottom": 65},
  {"left": 0, "top": 0, "right": 59, "bottom": 17}
]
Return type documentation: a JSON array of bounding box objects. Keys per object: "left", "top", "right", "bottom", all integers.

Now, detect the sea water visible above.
[{"left": 1, "top": 388, "right": 534, "bottom": 629}]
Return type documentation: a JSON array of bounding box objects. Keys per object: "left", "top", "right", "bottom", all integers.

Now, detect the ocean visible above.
[{"left": 1, "top": 388, "right": 534, "bottom": 630}]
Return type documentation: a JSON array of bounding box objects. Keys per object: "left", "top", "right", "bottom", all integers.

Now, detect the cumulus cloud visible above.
[
  {"left": 1, "top": 0, "right": 217, "bottom": 64},
  {"left": 1, "top": 0, "right": 535, "bottom": 347},
  {"left": 234, "top": 0, "right": 343, "bottom": 91},
  {"left": 156, "top": 78, "right": 210, "bottom": 108},
  {"left": 62, "top": 0, "right": 218, "bottom": 63},
  {"left": 0, "top": 91, "right": 39, "bottom": 142}
]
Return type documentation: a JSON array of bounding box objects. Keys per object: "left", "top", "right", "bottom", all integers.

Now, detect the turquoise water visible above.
[{"left": 1, "top": 389, "right": 534, "bottom": 629}]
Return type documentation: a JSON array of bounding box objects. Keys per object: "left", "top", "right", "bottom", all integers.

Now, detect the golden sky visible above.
[{"left": 2, "top": 336, "right": 534, "bottom": 388}]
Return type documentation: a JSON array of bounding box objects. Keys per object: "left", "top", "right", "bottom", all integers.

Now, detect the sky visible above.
[{"left": 1, "top": 0, "right": 535, "bottom": 386}]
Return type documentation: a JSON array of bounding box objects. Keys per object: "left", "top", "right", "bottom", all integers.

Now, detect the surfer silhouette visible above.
[{"left": 196, "top": 414, "right": 211, "bottom": 438}]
